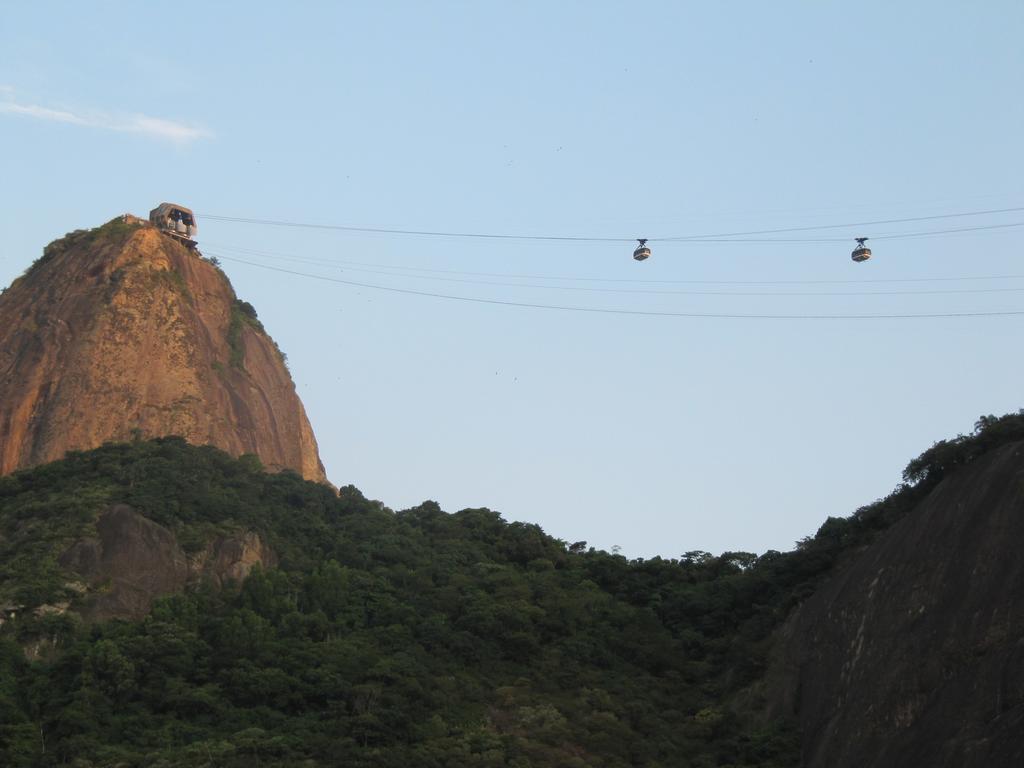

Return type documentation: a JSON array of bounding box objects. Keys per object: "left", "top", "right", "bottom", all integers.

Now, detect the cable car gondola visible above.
[
  {"left": 851, "top": 237, "right": 871, "bottom": 263},
  {"left": 633, "top": 238, "right": 651, "bottom": 262},
  {"left": 149, "top": 203, "right": 198, "bottom": 248}
]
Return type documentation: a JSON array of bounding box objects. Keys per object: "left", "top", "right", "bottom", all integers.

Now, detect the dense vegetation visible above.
[{"left": 1, "top": 411, "right": 1022, "bottom": 767}]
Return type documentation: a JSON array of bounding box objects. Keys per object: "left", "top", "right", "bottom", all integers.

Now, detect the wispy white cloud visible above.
[
  {"left": 0, "top": 94, "right": 210, "bottom": 144},
  {"left": 121, "top": 114, "right": 209, "bottom": 143},
  {"left": 0, "top": 101, "right": 90, "bottom": 126}
]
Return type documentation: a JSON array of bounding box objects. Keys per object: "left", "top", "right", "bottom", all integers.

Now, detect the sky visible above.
[{"left": 1, "top": 2, "right": 1022, "bottom": 558}]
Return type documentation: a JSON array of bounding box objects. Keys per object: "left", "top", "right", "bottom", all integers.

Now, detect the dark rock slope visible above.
[
  {"left": 59, "top": 504, "right": 276, "bottom": 622},
  {"left": 769, "top": 440, "right": 1024, "bottom": 767},
  {"left": 0, "top": 219, "right": 327, "bottom": 482}
]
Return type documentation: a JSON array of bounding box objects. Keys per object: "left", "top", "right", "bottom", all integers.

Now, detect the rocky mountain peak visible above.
[{"left": 0, "top": 216, "right": 328, "bottom": 483}]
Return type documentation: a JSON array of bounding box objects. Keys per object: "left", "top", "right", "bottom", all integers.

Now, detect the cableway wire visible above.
[
  {"left": 205, "top": 252, "right": 1024, "bottom": 320},
  {"left": 204, "top": 240, "right": 1024, "bottom": 288},
  {"left": 204, "top": 246, "right": 1024, "bottom": 298},
  {"left": 661, "top": 210, "right": 1024, "bottom": 241},
  {"left": 678, "top": 221, "right": 1024, "bottom": 242},
  {"left": 200, "top": 205, "right": 1024, "bottom": 243}
]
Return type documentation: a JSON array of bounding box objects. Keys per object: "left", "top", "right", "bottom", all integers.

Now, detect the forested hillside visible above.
[{"left": 2, "top": 410, "right": 1023, "bottom": 767}]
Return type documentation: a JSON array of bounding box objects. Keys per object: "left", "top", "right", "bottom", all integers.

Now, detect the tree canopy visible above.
[{"left": 2, "top": 410, "right": 1022, "bottom": 767}]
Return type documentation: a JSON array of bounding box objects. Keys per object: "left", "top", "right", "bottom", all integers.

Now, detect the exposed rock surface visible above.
[
  {"left": 59, "top": 504, "right": 276, "bottom": 621},
  {"left": 0, "top": 220, "right": 327, "bottom": 482},
  {"left": 769, "top": 440, "right": 1024, "bottom": 767}
]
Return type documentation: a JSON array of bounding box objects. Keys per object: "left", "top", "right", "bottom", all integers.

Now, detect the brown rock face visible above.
[
  {"left": 59, "top": 504, "right": 277, "bottom": 621},
  {"left": 768, "top": 440, "right": 1024, "bottom": 768},
  {"left": 0, "top": 219, "right": 327, "bottom": 482}
]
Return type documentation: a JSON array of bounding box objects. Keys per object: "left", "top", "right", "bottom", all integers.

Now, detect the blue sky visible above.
[{"left": 2, "top": 2, "right": 1022, "bottom": 557}]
